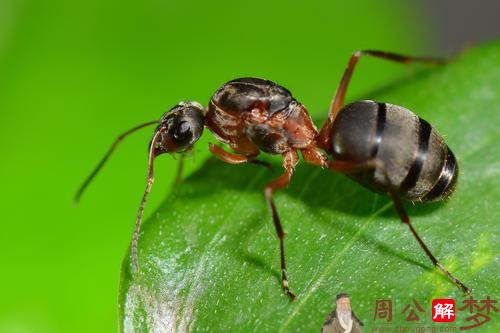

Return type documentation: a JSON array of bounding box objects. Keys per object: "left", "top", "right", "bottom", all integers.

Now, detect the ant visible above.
[{"left": 75, "top": 50, "right": 471, "bottom": 301}]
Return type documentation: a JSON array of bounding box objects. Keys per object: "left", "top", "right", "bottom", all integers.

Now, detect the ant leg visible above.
[
  {"left": 301, "top": 146, "right": 328, "bottom": 168},
  {"left": 382, "top": 175, "right": 472, "bottom": 295},
  {"left": 329, "top": 159, "right": 471, "bottom": 295},
  {"left": 174, "top": 154, "right": 185, "bottom": 185},
  {"left": 317, "top": 50, "right": 445, "bottom": 150},
  {"left": 249, "top": 159, "right": 273, "bottom": 169},
  {"left": 208, "top": 143, "right": 272, "bottom": 169},
  {"left": 264, "top": 150, "right": 299, "bottom": 301}
]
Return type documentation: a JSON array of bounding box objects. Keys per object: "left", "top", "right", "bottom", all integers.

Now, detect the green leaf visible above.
[{"left": 119, "top": 42, "right": 500, "bottom": 332}]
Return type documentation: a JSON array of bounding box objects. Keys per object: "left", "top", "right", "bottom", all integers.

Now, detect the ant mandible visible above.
[{"left": 75, "top": 50, "right": 471, "bottom": 301}]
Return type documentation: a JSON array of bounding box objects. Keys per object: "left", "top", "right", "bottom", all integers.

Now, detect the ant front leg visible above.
[
  {"left": 328, "top": 159, "right": 471, "bottom": 295},
  {"left": 317, "top": 50, "right": 445, "bottom": 150},
  {"left": 208, "top": 143, "right": 272, "bottom": 169},
  {"left": 264, "top": 150, "right": 299, "bottom": 301}
]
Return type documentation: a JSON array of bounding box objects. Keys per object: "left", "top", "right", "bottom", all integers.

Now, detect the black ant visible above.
[{"left": 76, "top": 50, "right": 471, "bottom": 301}]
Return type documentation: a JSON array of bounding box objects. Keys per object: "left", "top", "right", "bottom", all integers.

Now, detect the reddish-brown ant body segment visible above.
[{"left": 76, "top": 50, "right": 470, "bottom": 301}]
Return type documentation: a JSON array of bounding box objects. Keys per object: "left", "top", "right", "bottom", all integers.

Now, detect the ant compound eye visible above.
[
  {"left": 173, "top": 121, "right": 192, "bottom": 141},
  {"left": 171, "top": 119, "right": 198, "bottom": 149}
]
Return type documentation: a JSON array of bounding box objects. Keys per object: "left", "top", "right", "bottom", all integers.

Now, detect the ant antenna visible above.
[
  {"left": 131, "top": 128, "right": 164, "bottom": 271},
  {"left": 74, "top": 120, "right": 159, "bottom": 205}
]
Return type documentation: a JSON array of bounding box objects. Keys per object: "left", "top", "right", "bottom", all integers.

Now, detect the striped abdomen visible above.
[{"left": 330, "top": 100, "right": 458, "bottom": 202}]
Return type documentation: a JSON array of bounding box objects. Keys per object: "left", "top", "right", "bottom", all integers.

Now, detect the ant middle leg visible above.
[
  {"left": 209, "top": 143, "right": 298, "bottom": 299},
  {"left": 208, "top": 143, "right": 272, "bottom": 169},
  {"left": 328, "top": 159, "right": 471, "bottom": 295},
  {"left": 317, "top": 50, "right": 445, "bottom": 150},
  {"left": 264, "top": 150, "right": 299, "bottom": 301}
]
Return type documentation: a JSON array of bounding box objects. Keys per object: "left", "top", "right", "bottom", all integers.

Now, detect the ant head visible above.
[{"left": 153, "top": 101, "right": 205, "bottom": 155}]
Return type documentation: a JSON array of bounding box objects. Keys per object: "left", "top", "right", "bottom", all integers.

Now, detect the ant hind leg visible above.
[
  {"left": 328, "top": 159, "right": 471, "bottom": 295},
  {"left": 317, "top": 50, "right": 444, "bottom": 150}
]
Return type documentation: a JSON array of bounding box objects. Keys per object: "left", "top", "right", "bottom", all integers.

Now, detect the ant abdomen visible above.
[{"left": 331, "top": 100, "right": 458, "bottom": 202}]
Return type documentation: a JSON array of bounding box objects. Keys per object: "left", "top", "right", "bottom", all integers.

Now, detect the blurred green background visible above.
[{"left": 0, "top": 0, "right": 483, "bottom": 332}]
